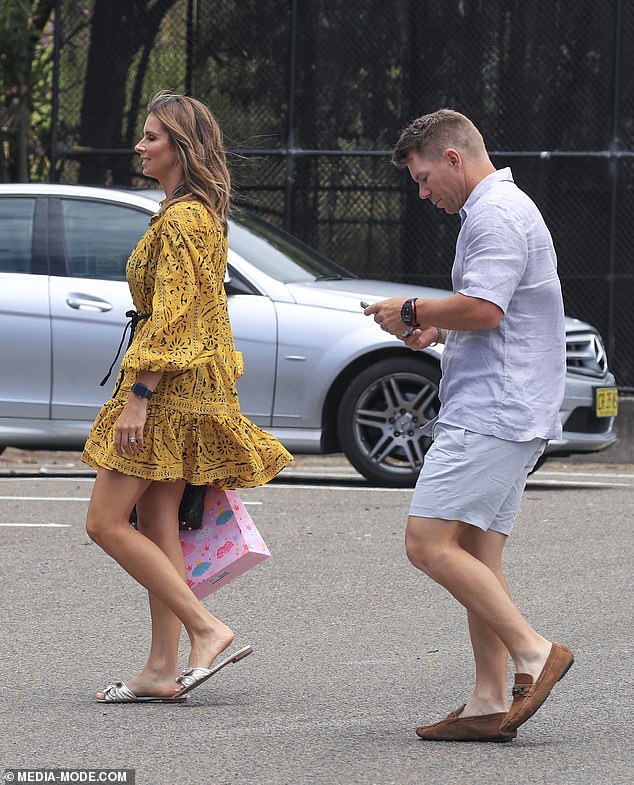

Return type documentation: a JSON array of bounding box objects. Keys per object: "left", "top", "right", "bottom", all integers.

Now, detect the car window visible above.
[
  {"left": 229, "top": 213, "right": 356, "bottom": 283},
  {"left": 0, "top": 197, "right": 36, "bottom": 273},
  {"left": 61, "top": 199, "right": 150, "bottom": 281}
]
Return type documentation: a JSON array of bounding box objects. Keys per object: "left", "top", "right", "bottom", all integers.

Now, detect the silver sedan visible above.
[{"left": 0, "top": 184, "right": 618, "bottom": 485}]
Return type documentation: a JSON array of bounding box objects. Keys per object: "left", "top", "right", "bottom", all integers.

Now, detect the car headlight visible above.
[{"left": 566, "top": 330, "right": 608, "bottom": 377}]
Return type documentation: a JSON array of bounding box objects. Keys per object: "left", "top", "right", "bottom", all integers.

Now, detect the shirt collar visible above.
[{"left": 459, "top": 167, "right": 514, "bottom": 221}]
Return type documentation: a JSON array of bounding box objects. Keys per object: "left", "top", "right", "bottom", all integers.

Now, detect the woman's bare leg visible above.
[
  {"left": 98, "top": 479, "right": 191, "bottom": 698},
  {"left": 87, "top": 469, "right": 235, "bottom": 691},
  {"left": 136, "top": 480, "right": 187, "bottom": 679}
]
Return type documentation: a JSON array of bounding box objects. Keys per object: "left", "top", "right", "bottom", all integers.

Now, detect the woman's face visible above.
[{"left": 134, "top": 113, "right": 181, "bottom": 183}]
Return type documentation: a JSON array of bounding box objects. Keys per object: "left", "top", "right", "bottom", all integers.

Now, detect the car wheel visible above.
[{"left": 337, "top": 355, "right": 441, "bottom": 487}]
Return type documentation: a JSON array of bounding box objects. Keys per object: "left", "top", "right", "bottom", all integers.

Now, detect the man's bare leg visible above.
[
  {"left": 405, "top": 516, "right": 551, "bottom": 681},
  {"left": 458, "top": 526, "right": 512, "bottom": 716}
]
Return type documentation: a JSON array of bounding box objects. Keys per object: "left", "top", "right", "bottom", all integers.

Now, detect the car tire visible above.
[{"left": 337, "top": 355, "right": 441, "bottom": 487}]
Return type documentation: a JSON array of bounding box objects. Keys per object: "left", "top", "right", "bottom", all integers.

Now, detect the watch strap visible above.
[
  {"left": 400, "top": 297, "right": 421, "bottom": 327},
  {"left": 131, "top": 382, "right": 153, "bottom": 400}
]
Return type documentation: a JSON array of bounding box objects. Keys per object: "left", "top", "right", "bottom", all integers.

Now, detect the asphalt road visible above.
[{"left": 0, "top": 460, "right": 632, "bottom": 785}]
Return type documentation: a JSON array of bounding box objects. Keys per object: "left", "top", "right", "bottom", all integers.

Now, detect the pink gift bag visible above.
[{"left": 179, "top": 487, "right": 270, "bottom": 599}]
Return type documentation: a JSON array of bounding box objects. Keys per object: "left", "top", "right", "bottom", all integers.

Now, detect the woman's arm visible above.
[{"left": 114, "top": 370, "right": 163, "bottom": 457}]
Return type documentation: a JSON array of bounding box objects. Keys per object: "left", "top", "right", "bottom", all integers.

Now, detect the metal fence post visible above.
[
  {"left": 186, "top": 0, "right": 196, "bottom": 95},
  {"left": 50, "top": 0, "right": 62, "bottom": 182},
  {"left": 607, "top": 0, "right": 624, "bottom": 367},
  {"left": 284, "top": 0, "right": 299, "bottom": 234}
]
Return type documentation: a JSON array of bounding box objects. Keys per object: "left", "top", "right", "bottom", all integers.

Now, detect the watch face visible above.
[{"left": 401, "top": 301, "right": 413, "bottom": 325}]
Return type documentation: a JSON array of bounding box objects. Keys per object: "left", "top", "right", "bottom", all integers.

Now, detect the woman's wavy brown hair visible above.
[{"left": 146, "top": 90, "right": 231, "bottom": 228}]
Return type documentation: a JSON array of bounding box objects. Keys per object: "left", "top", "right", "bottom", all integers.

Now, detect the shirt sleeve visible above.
[
  {"left": 458, "top": 203, "right": 528, "bottom": 314},
  {"left": 122, "top": 216, "right": 224, "bottom": 373}
]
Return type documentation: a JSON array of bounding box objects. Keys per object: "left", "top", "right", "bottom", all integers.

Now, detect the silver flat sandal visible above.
[
  {"left": 176, "top": 644, "right": 254, "bottom": 697},
  {"left": 96, "top": 681, "right": 188, "bottom": 703}
]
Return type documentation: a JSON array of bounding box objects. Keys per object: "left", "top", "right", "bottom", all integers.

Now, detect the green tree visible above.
[
  {"left": 77, "top": 0, "right": 179, "bottom": 185},
  {"left": 0, "top": 0, "right": 55, "bottom": 182}
]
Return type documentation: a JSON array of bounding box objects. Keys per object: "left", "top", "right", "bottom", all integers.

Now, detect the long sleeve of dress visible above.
[{"left": 121, "top": 217, "right": 227, "bottom": 373}]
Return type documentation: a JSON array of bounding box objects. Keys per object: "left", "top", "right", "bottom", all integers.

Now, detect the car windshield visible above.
[{"left": 229, "top": 212, "right": 357, "bottom": 283}]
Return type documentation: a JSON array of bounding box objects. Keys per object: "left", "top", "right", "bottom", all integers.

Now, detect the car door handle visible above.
[{"left": 65, "top": 293, "right": 113, "bottom": 312}]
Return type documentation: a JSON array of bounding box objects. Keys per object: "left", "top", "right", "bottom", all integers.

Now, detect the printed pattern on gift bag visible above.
[{"left": 180, "top": 487, "right": 270, "bottom": 599}]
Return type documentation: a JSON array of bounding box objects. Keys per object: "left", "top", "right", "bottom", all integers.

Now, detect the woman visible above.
[{"left": 83, "top": 91, "right": 292, "bottom": 703}]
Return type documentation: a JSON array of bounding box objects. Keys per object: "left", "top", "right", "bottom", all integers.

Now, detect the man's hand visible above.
[
  {"left": 363, "top": 298, "right": 443, "bottom": 351},
  {"left": 402, "top": 326, "right": 441, "bottom": 351},
  {"left": 364, "top": 297, "right": 409, "bottom": 336}
]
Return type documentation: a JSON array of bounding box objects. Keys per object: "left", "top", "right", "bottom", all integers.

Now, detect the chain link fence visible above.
[{"left": 52, "top": 0, "right": 634, "bottom": 389}]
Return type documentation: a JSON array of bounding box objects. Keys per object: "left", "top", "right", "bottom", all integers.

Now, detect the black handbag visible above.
[{"left": 129, "top": 483, "right": 207, "bottom": 531}]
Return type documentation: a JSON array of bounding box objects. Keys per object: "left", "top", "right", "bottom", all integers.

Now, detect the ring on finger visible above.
[
  {"left": 128, "top": 437, "right": 137, "bottom": 443},
  {"left": 401, "top": 329, "right": 414, "bottom": 337}
]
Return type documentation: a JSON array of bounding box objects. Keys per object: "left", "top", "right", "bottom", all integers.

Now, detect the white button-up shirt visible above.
[{"left": 437, "top": 167, "right": 566, "bottom": 441}]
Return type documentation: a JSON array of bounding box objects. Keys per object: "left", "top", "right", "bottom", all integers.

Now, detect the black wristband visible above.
[{"left": 131, "top": 382, "right": 153, "bottom": 400}]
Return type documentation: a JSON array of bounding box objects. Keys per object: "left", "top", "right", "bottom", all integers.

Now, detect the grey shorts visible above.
[{"left": 409, "top": 422, "right": 546, "bottom": 536}]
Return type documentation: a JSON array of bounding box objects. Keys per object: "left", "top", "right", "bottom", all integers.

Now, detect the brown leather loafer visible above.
[
  {"left": 416, "top": 704, "right": 517, "bottom": 742},
  {"left": 500, "top": 641, "right": 574, "bottom": 733}
]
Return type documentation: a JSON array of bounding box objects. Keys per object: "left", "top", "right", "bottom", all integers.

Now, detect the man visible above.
[{"left": 366, "top": 109, "right": 573, "bottom": 742}]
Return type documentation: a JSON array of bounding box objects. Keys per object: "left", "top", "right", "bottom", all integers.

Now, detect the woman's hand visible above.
[
  {"left": 115, "top": 395, "right": 148, "bottom": 457},
  {"left": 114, "top": 371, "right": 161, "bottom": 456}
]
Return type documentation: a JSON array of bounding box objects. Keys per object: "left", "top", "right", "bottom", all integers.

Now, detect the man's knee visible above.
[{"left": 405, "top": 516, "right": 453, "bottom": 575}]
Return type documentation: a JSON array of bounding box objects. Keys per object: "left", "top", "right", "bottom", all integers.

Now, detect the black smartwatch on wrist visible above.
[
  {"left": 131, "top": 382, "right": 153, "bottom": 400},
  {"left": 400, "top": 297, "right": 420, "bottom": 327}
]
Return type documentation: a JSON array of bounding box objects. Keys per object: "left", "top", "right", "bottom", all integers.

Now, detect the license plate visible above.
[{"left": 594, "top": 387, "right": 619, "bottom": 417}]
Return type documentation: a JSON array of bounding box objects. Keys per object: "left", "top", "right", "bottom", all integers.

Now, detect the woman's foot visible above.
[
  {"left": 176, "top": 644, "right": 253, "bottom": 697},
  {"left": 95, "top": 666, "right": 182, "bottom": 702},
  {"left": 187, "top": 620, "right": 235, "bottom": 670}
]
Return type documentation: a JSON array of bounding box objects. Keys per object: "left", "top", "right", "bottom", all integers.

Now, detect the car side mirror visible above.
[{"left": 224, "top": 271, "right": 255, "bottom": 296}]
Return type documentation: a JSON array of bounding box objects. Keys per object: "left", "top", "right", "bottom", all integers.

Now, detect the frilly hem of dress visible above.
[{"left": 81, "top": 401, "right": 293, "bottom": 488}]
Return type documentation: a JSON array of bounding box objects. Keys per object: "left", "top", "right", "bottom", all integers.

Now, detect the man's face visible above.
[{"left": 406, "top": 149, "right": 466, "bottom": 215}]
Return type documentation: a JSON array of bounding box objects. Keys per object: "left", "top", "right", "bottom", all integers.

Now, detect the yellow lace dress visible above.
[{"left": 82, "top": 199, "right": 293, "bottom": 487}]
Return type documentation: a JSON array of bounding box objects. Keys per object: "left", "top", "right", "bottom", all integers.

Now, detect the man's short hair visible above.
[{"left": 392, "top": 109, "right": 486, "bottom": 167}]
